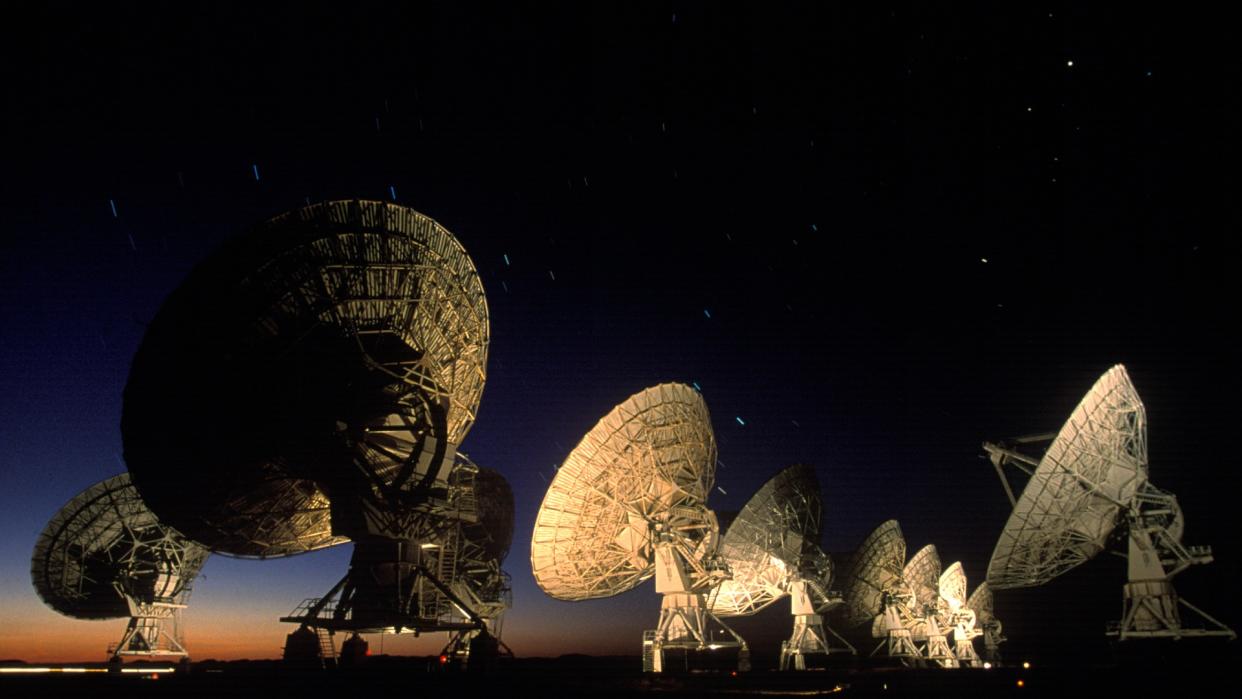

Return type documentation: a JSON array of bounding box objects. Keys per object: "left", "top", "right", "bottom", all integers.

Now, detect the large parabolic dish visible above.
[
  {"left": 709, "top": 464, "right": 827, "bottom": 617},
  {"left": 122, "top": 200, "right": 488, "bottom": 557},
  {"left": 966, "top": 580, "right": 993, "bottom": 625},
  {"left": 708, "top": 464, "right": 854, "bottom": 669},
  {"left": 531, "top": 383, "right": 717, "bottom": 600},
  {"left": 903, "top": 544, "right": 942, "bottom": 611},
  {"left": 839, "top": 520, "right": 907, "bottom": 629},
  {"left": 472, "top": 467, "right": 515, "bottom": 565},
  {"left": 531, "top": 383, "right": 746, "bottom": 672},
  {"left": 838, "top": 520, "right": 921, "bottom": 663},
  {"left": 987, "top": 365, "right": 1147, "bottom": 588},
  {"left": 939, "top": 562, "right": 968, "bottom": 611},
  {"left": 965, "top": 581, "right": 1004, "bottom": 661},
  {"left": 32, "top": 473, "right": 209, "bottom": 620},
  {"left": 32, "top": 473, "right": 210, "bottom": 658},
  {"left": 984, "top": 365, "right": 1234, "bottom": 642},
  {"left": 902, "top": 544, "right": 958, "bottom": 667},
  {"left": 939, "top": 561, "right": 983, "bottom": 667}
]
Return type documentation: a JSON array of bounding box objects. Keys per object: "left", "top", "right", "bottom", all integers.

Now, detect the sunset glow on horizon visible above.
[{"left": 4, "top": 3, "right": 1236, "bottom": 670}]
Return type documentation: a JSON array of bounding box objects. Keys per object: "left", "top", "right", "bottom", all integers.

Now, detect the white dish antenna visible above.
[
  {"left": 31, "top": 473, "right": 209, "bottom": 659},
  {"left": 530, "top": 383, "right": 747, "bottom": 672},
  {"left": 966, "top": 581, "right": 1005, "bottom": 663},
  {"left": 984, "top": 364, "right": 1235, "bottom": 641},
  {"left": 707, "top": 464, "right": 855, "bottom": 669},
  {"left": 939, "top": 562, "right": 968, "bottom": 610},
  {"left": 902, "top": 545, "right": 956, "bottom": 667},
  {"left": 939, "top": 562, "right": 982, "bottom": 667},
  {"left": 837, "top": 520, "right": 920, "bottom": 663},
  {"left": 903, "top": 544, "right": 942, "bottom": 612}
]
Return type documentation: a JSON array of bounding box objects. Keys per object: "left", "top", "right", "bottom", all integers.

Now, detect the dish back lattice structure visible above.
[
  {"left": 902, "top": 545, "right": 956, "bottom": 667},
  {"left": 984, "top": 364, "right": 1234, "bottom": 642},
  {"left": 531, "top": 383, "right": 747, "bottom": 672},
  {"left": 939, "top": 562, "right": 983, "bottom": 667},
  {"left": 436, "top": 460, "right": 516, "bottom": 663},
  {"left": 837, "top": 520, "right": 920, "bottom": 664},
  {"left": 122, "top": 200, "right": 505, "bottom": 644},
  {"left": 31, "top": 473, "right": 209, "bottom": 659},
  {"left": 966, "top": 581, "right": 1005, "bottom": 663},
  {"left": 707, "top": 464, "right": 854, "bottom": 669}
]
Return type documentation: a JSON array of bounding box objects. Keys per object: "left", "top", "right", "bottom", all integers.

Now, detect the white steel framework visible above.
[
  {"left": 707, "top": 464, "right": 854, "bottom": 670},
  {"left": 281, "top": 453, "right": 513, "bottom": 641},
  {"left": 31, "top": 474, "right": 209, "bottom": 660},
  {"left": 985, "top": 365, "right": 1235, "bottom": 642},
  {"left": 903, "top": 545, "right": 957, "bottom": 668},
  {"left": 531, "top": 384, "right": 746, "bottom": 672},
  {"left": 839, "top": 520, "right": 920, "bottom": 665},
  {"left": 121, "top": 200, "right": 507, "bottom": 639},
  {"left": 966, "top": 582, "right": 1004, "bottom": 663},
  {"left": 939, "top": 562, "right": 982, "bottom": 667},
  {"left": 123, "top": 200, "right": 489, "bottom": 559}
]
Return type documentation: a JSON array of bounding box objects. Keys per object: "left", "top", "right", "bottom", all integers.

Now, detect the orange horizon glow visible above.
[
  {"left": 0, "top": 593, "right": 644, "bottom": 663},
  {"left": 4, "top": 549, "right": 668, "bottom": 664}
]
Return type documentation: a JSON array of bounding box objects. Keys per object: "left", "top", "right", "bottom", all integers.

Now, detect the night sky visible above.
[{"left": 2, "top": 2, "right": 1238, "bottom": 663}]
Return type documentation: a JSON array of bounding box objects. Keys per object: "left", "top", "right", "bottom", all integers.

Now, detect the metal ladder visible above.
[
  {"left": 437, "top": 527, "right": 460, "bottom": 584},
  {"left": 642, "top": 630, "right": 657, "bottom": 672},
  {"left": 317, "top": 628, "right": 337, "bottom": 667},
  {"left": 418, "top": 526, "right": 459, "bottom": 619}
]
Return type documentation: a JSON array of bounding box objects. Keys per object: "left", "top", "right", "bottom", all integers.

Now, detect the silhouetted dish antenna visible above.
[
  {"left": 984, "top": 365, "right": 1235, "bottom": 641},
  {"left": 31, "top": 473, "right": 209, "bottom": 659},
  {"left": 966, "top": 581, "right": 1005, "bottom": 663},
  {"left": 837, "top": 520, "right": 920, "bottom": 664},
  {"left": 707, "top": 464, "right": 854, "bottom": 669},
  {"left": 530, "top": 383, "right": 748, "bottom": 673},
  {"left": 902, "top": 544, "right": 956, "bottom": 667},
  {"left": 123, "top": 200, "right": 500, "bottom": 641},
  {"left": 473, "top": 467, "right": 515, "bottom": 565}
]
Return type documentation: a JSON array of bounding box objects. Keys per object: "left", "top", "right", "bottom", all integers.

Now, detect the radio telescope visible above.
[
  {"left": 31, "top": 473, "right": 209, "bottom": 659},
  {"left": 707, "top": 464, "right": 854, "bottom": 670},
  {"left": 903, "top": 544, "right": 956, "bottom": 668},
  {"left": 837, "top": 520, "right": 920, "bottom": 664},
  {"left": 939, "top": 562, "right": 982, "bottom": 667},
  {"left": 530, "top": 383, "right": 747, "bottom": 673},
  {"left": 965, "top": 581, "right": 1004, "bottom": 663},
  {"left": 437, "top": 460, "right": 516, "bottom": 664},
  {"left": 984, "top": 365, "right": 1235, "bottom": 641},
  {"left": 122, "top": 200, "right": 495, "bottom": 637}
]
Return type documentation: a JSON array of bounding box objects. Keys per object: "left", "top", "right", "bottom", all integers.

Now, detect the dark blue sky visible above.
[{"left": 1, "top": 2, "right": 1238, "bottom": 661}]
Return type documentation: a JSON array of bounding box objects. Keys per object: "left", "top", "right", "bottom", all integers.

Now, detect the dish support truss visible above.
[
  {"left": 281, "top": 452, "right": 510, "bottom": 644},
  {"left": 109, "top": 530, "right": 202, "bottom": 660},
  {"left": 979, "top": 619, "right": 1005, "bottom": 664},
  {"left": 908, "top": 606, "right": 957, "bottom": 669},
  {"left": 947, "top": 608, "right": 982, "bottom": 667},
  {"left": 986, "top": 442, "right": 1236, "bottom": 642},
  {"left": 868, "top": 590, "right": 921, "bottom": 666},
  {"left": 280, "top": 533, "right": 502, "bottom": 635},
  {"left": 110, "top": 595, "right": 189, "bottom": 659},
  {"left": 280, "top": 522, "right": 507, "bottom": 642},
  {"left": 280, "top": 540, "right": 482, "bottom": 636},
  {"left": 440, "top": 571, "right": 515, "bottom": 668},
  {"left": 1112, "top": 487, "right": 1234, "bottom": 640},
  {"left": 779, "top": 578, "right": 855, "bottom": 670},
  {"left": 643, "top": 539, "right": 749, "bottom": 673},
  {"left": 440, "top": 622, "right": 514, "bottom": 670}
]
